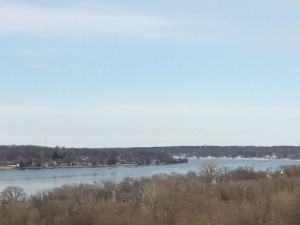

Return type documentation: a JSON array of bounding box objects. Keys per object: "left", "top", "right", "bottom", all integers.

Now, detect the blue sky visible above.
[{"left": 0, "top": 0, "right": 300, "bottom": 147}]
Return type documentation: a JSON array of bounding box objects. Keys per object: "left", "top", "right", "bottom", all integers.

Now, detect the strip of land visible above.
[{"left": 0, "top": 145, "right": 299, "bottom": 169}]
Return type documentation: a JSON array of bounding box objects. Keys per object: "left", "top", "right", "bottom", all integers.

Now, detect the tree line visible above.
[
  {"left": 0, "top": 145, "right": 187, "bottom": 168},
  {"left": 1, "top": 163, "right": 300, "bottom": 225},
  {"left": 162, "top": 145, "right": 300, "bottom": 159},
  {"left": 1, "top": 145, "right": 300, "bottom": 169}
]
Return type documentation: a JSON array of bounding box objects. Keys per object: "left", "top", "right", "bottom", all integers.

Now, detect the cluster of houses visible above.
[{"left": 0, "top": 156, "right": 167, "bottom": 170}]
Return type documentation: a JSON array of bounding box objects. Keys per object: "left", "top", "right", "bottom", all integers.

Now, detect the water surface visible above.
[{"left": 1, "top": 158, "right": 299, "bottom": 195}]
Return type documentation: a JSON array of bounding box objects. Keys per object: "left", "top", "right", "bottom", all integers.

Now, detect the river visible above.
[{"left": 1, "top": 158, "right": 300, "bottom": 195}]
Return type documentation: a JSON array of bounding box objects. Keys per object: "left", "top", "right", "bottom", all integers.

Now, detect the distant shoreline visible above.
[
  {"left": 0, "top": 162, "right": 179, "bottom": 170},
  {"left": 2, "top": 156, "right": 300, "bottom": 171},
  {"left": 1, "top": 145, "right": 300, "bottom": 171},
  {"left": 195, "top": 156, "right": 298, "bottom": 161}
]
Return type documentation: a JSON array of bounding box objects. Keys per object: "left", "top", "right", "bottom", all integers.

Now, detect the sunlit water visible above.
[{"left": 1, "top": 158, "right": 300, "bottom": 195}]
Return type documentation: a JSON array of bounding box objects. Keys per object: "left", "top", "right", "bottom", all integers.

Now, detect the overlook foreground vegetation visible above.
[{"left": 1, "top": 164, "right": 300, "bottom": 225}]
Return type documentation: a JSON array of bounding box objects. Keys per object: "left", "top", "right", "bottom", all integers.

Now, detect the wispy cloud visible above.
[
  {"left": 0, "top": 2, "right": 298, "bottom": 47},
  {"left": 0, "top": 3, "right": 219, "bottom": 40},
  {"left": 23, "top": 63, "right": 60, "bottom": 71},
  {"left": 11, "top": 48, "right": 80, "bottom": 57}
]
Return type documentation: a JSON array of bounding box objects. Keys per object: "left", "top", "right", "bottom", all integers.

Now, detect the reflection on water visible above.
[{"left": 1, "top": 158, "right": 300, "bottom": 195}]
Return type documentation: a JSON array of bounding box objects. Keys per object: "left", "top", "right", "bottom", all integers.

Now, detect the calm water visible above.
[{"left": 1, "top": 158, "right": 300, "bottom": 195}]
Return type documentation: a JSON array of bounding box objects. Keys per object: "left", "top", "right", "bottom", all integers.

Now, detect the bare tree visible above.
[
  {"left": 1, "top": 186, "right": 26, "bottom": 202},
  {"left": 142, "top": 180, "right": 164, "bottom": 221},
  {"left": 199, "top": 160, "right": 219, "bottom": 183}
]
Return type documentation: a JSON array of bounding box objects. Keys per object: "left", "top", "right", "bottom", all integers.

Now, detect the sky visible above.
[{"left": 0, "top": 0, "right": 300, "bottom": 147}]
